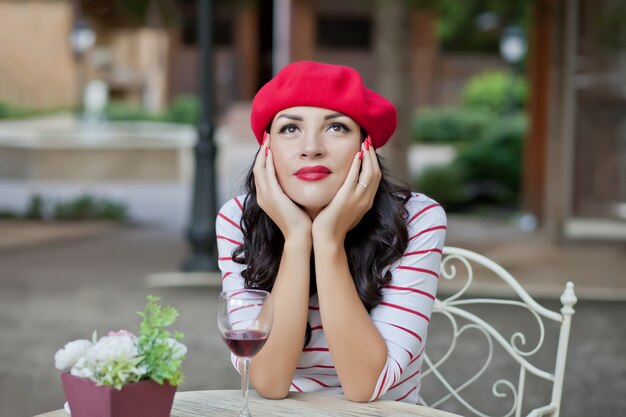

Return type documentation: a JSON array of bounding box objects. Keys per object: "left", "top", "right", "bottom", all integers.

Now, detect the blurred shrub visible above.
[
  {"left": 103, "top": 95, "right": 199, "bottom": 124},
  {"left": 461, "top": 71, "right": 527, "bottom": 113},
  {"left": 414, "top": 163, "right": 470, "bottom": 209},
  {"left": 54, "top": 195, "right": 128, "bottom": 221},
  {"left": 24, "top": 194, "right": 46, "bottom": 219},
  {"left": 411, "top": 107, "right": 492, "bottom": 144},
  {"left": 0, "top": 209, "right": 19, "bottom": 219},
  {"left": 0, "top": 100, "right": 43, "bottom": 119},
  {"left": 456, "top": 114, "right": 527, "bottom": 203},
  {"left": 166, "top": 95, "right": 199, "bottom": 124},
  {"left": 103, "top": 101, "right": 162, "bottom": 122},
  {"left": 414, "top": 114, "right": 527, "bottom": 206}
]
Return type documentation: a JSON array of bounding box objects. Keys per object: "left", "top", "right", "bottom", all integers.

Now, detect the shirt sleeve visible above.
[
  {"left": 368, "top": 195, "right": 447, "bottom": 401},
  {"left": 216, "top": 195, "right": 247, "bottom": 372}
]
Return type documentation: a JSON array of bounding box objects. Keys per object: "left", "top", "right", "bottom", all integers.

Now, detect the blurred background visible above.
[{"left": 0, "top": 0, "right": 625, "bottom": 416}]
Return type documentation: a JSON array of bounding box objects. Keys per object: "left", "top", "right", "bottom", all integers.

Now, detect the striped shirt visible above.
[{"left": 216, "top": 192, "right": 447, "bottom": 403}]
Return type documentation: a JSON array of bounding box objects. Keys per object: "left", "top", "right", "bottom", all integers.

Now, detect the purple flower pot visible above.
[{"left": 61, "top": 372, "right": 176, "bottom": 417}]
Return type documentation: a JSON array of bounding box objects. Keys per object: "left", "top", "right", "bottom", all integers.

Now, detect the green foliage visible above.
[
  {"left": 166, "top": 95, "right": 199, "bottom": 124},
  {"left": 0, "top": 209, "right": 19, "bottom": 219},
  {"left": 53, "top": 195, "right": 128, "bottom": 221},
  {"left": 24, "top": 194, "right": 45, "bottom": 220},
  {"left": 0, "top": 100, "right": 46, "bottom": 120},
  {"left": 414, "top": 163, "right": 470, "bottom": 208},
  {"left": 137, "top": 295, "right": 185, "bottom": 386},
  {"left": 456, "top": 114, "right": 527, "bottom": 202},
  {"left": 103, "top": 95, "right": 199, "bottom": 124},
  {"left": 461, "top": 71, "right": 527, "bottom": 113},
  {"left": 411, "top": 107, "right": 492, "bottom": 144},
  {"left": 103, "top": 101, "right": 162, "bottom": 122},
  {"left": 421, "top": 0, "right": 531, "bottom": 53}
]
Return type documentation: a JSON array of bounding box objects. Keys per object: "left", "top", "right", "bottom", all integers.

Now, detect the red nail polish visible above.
[
  {"left": 262, "top": 132, "right": 267, "bottom": 145},
  {"left": 367, "top": 136, "right": 372, "bottom": 146},
  {"left": 265, "top": 147, "right": 269, "bottom": 156},
  {"left": 365, "top": 141, "right": 369, "bottom": 151},
  {"left": 358, "top": 150, "right": 363, "bottom": 160}
]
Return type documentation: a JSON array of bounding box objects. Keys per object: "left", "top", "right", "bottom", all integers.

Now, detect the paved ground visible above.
[{"left": 1, "top": 218, "right": 625, "bottom": 416}]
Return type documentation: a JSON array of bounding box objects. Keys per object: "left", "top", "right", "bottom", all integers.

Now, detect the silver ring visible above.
[{"left": 358, "top": 182, "right": 368, "bottom": 188}]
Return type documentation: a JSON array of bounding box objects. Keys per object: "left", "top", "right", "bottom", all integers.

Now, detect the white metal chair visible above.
[{"left": 421, "top": 247, "right": 577, "bottom": 417}]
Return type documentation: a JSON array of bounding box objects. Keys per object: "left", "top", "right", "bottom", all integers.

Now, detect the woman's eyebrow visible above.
[
  {"left": 276, "top": 114, "right": 303, "bottom": 121},
  {"left": 324, "top": 113, "right": 346, "bottom": 120}
]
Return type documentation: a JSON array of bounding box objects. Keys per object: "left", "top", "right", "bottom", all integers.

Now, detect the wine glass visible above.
[{"left": 218, "top": 289, "right": 273, "bottom": 417}]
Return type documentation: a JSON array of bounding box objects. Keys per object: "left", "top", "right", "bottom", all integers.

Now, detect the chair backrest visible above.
[{"left": 421, "top": 247, "right": 577, "bottom": 417}]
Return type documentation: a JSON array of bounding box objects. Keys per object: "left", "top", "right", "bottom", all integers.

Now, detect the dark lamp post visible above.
[{"left": 183, "top": 0, "right": 219, "bottom": 272}]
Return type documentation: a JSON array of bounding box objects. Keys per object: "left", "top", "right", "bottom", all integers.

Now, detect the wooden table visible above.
[{"left": 35, "top": 389, "right": 464, "bottom": 417}]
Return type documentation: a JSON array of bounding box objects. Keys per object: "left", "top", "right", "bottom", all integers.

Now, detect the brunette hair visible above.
[{"left": 232, "top": 152, "right": 412, "bottom": 345}]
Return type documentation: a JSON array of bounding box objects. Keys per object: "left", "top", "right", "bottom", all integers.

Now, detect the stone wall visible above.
[{"left": 0, "top": 1, "right": 77, "bottom": 109}]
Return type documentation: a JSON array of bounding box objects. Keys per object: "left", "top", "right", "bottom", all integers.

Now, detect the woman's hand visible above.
[
  {"left": 253, "top": 133, "right": 312, "bottom": 240},
  {"left": 312, "top": 137, "right": 381, "bottom": 243}
]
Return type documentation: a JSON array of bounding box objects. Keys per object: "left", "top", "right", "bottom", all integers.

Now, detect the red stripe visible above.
[
  {"left": 380, "top": 302, "right": 430, "bottom": 322},
  {"left": 403, "top": 248, "right": 442, "bottom": 257},
  {"left": 303, "top": 377, "right": 340, "bottom": 388},
  {"left": 291, "top": 382, "right": 303, "bottom": 392},
  {"left": 408, "top": 225, "right": 447, "bottom": 241},
  {"left": 217, "top": 235, "right": 243, "bottom": 246},
  {"left": 311, "top": 325, "right": 323, "bottom": 331},
  {"left": 392, "top": 357, "right": 404, "bottom": 375},
  {"left": 218, "top": 213, "right": 241, "bottom": 230},
  {"left": 390, "top": 368, "right": 421, "bottom": 390},
  {"left": 407, "top": 203, "right": 440, "bottom": 225},
  {"left": 218, "top": 257, "right": 232, "bottom": 261},
  {"left": 234, "top": 197, "right": 243, "bottom": 211},
  {"left": 308, "top": 306, "right": 319, "bottom": 310},
  {"left": 384, "top": 285, "right": 435, "bottom": 300},
  {"left": 408, "top": 347, "right": 425, "bottom": 366},
  {"left": 303, "top": 347, "right": 329, "bottom": 352},
  {"left": 222, "top": 272, "right": 232, "bottom": 281},
  {"left": 396, "top": 386, "right": 417, "bottom": 401},
  {"left": 229, "top": 303, "right": 263, "bottom": 314},
  {"left": 296, "top": 365, "right": 335, "bottom": 370},
  {"left": 374, "top": 368, "right": 389, "bottom": 399},
  {"left": 396, "top": 265, "right": 439, "bottom": 279},
  {"left": 388, "top": 323, "right": 423, "bottom": 343}
]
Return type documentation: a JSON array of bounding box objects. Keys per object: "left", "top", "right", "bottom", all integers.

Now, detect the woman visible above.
[{"left": 217, "top": 61, "right": 447, "bottom": 403}]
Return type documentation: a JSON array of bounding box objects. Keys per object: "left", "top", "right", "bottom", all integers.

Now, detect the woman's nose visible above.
[{"left": 300, "top": 132, "right": 324, "bottom": 158}]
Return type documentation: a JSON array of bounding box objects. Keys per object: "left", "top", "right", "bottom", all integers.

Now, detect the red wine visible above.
[{"left": 223, "top": 329, "right": 268, "bottom": 357}]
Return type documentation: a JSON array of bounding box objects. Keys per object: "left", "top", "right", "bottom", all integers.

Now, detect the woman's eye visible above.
[
  {"left": 328, "top": 122, "right": 351, "bottom": 133},
  {"left": 278, "top": 124, "right": 299, "bottom": 134}
]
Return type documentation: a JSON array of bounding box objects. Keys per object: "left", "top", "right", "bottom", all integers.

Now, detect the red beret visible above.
[{"left": 251, "top": 61, "right": 397, "bottom": 149}]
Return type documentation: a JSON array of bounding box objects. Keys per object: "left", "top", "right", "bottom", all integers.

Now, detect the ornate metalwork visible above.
[{"left": 421, "top": 247, "right": 577, "bottom": 417}]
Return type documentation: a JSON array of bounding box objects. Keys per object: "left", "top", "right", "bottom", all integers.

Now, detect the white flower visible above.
[
  {"left": 86, "top": 335, "right": 138, "bottom": 362},
  {"left": 166, "top": 338, "right": 188, "bottom": 360},
  {"left": 70, "top": 356, "right": 94, "bottom": 379},
  {"left": 55, "top": 339, "right": 92, "bottom": 370}
]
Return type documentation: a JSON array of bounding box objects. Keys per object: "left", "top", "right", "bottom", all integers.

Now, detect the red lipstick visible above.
[{"left": 295, "top": 165, "right": 331, "bottom": 181}]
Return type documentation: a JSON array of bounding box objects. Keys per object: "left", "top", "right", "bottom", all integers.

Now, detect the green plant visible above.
[
  {"left": 414, "top": 163, "right": 470, "bottom": 208},
  {"left": 136, "top": 295, "right": 186, "bottom": 386},
  {"left": 456, "top": 114, "right": 527, "bottom": 202},
  {"left": 24, "top": 194, "right": 46, "bottom": 219},
  {"left": 55, "top": 295, "right": 186, "bottom": 389},
  {"left": 411, "top": 107, "right": 492, "bottom": 144},
  {"left": 461, "top": 70, "right": 527, "bottom": 113},
  {"left": 53, "top": 195, "right": 128, "bottom": 221},
  {"left": 166, "top": 95, "right": 199, "bottom": 124},
  {"left": 103, "top": 101, "right": 162, "bottom": 122},
  {"left": 0, "top": 209, "right": 19, "bottom": 219}
]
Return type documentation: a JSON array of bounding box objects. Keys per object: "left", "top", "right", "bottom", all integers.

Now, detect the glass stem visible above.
[{"left": 240, "top": 357, "right": 251, "bottom": 417}]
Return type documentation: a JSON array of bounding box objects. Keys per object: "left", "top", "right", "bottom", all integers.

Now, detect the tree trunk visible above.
[{"left": 373, "top": 0, "right": 411, "bottom": 184}]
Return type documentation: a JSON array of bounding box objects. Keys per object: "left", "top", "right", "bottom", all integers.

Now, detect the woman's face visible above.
[{"left": 268, "top": 106, "right": 362, "bottom": 217}]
